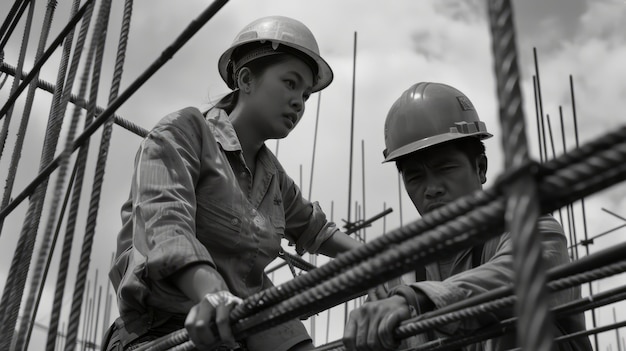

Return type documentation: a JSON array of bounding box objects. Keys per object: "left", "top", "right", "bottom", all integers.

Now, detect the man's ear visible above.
[
  {"left": 236, "top": 67, "right": 254, "bottom": 94},
  {"left": 476, "top": 154, "right": 487, "bottom": 184}
]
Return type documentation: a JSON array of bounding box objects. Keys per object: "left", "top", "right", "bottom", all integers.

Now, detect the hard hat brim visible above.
[
  {"left": 383, "top": 131, "right": 493, "bottom": 163},
  {"left": 218, "top": 39, "right": 333, "bottom": 93}
]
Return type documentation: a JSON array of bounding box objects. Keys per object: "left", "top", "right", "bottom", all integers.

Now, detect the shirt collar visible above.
[
  {"left": 206, "top": 107, "right": 277, "bottom": 175},
  {"left": 206, "top": 107, "right": 242, "bottom": 152}
]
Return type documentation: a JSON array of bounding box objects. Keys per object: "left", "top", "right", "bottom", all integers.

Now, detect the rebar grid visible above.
[{"left": 136, "top": 132, "right": 626, "bottom": 350}]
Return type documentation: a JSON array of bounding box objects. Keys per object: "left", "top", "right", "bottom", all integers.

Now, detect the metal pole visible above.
[
  {"left": 533, "top": 48, "right": 549, "bottom": 162},
  {"left": 346, "top": 31, "right": 357, "bottom": 224},
  {"left": 308, "top": 93, "right": 321, "bottom": 201},
  {"left": 570, "top": 74, "right": 599, "bottom": 350},
  {"left": 397, "top": 173, "right": 403, "bottom": 227},
  {"left": 361, "top": 139, "right": 366, "bottom": 241},
  {"left": 532, "top": 76, "right": 544, "bottom": 163}
]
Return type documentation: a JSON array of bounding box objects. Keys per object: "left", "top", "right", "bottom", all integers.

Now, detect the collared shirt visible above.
[
  {"left": 402, "top": 215, "right": 592, "bottom": 351},
  {"left": 109, "top": 107, "right": 337, "bottom": 344}
]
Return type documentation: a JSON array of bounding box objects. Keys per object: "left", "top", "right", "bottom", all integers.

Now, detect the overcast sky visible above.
[{"left": 1, "top": 0, "right": 625, "bottom": 349}]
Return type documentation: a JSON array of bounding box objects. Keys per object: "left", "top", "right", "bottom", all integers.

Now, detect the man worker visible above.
[{"left": 343, "top": 82, "right": 592, "bottom": 350}]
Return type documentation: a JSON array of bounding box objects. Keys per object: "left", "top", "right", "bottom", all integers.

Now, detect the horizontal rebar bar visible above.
[{"left": 0, "top": 62, "right": 148, "bottom": 137}]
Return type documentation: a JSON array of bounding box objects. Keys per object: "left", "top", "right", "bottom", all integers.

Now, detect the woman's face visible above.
[{"left": 244, "top": 55, "right": 314, "bottom": 140}]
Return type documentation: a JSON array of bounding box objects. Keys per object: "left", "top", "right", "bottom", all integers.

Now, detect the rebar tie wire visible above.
[
  {"left": 0, "top": 0, "right": 230, "bottom": 222},
  {"left": 134, "top": 130, "right": 626, "bottom": 351}
]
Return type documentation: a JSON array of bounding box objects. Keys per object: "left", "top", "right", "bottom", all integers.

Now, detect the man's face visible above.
[{"left": 399, "top": 143, "right": 486, "bottom": 215}]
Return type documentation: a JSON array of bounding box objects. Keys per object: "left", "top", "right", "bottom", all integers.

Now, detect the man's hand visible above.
[{"left": 343, "top": 295, "right": 412, "bottom": 351}]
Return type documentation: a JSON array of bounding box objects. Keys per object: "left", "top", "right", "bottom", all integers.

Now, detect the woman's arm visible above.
[
  {"left": 317, "top": 231, "right": 361, "bottom": 257},
  {"left": 170, "top": 263, "right": 229, "bottom": 303}
]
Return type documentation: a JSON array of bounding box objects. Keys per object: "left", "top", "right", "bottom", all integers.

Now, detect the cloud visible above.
[{"left": 0, "top": 0, "right": 625, "bottom": 348}]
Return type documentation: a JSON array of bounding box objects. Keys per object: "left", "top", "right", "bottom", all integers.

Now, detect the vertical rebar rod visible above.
[
  {"left": 570, "top": 74, "right": 598, "bottom": 350},
  {"left": 558, "top": 111, "right": 578, "bottom": 260},
  {"left": 0, "top": 0, "right": 35, "bottom": 228},
  {"left": 275, "top": 140, "right": 279, "bottom": 157},
  {"left": 308, "top": 93, "right": 321, "bottom": 201},
  {"left": 64, "top": 0, "right": 113, "bottom": 348},
  {"left": 397, "top": 173, "right": 403, "bottom": 227},
  {"left": 361, "top": 139, "right": 366, "bottom": 241},
  {"left": 346, "top": 31, "right": 357, "bottom": 224},
  {"left": 16, "top": 1, "right": 84, "bottom": 348},
  {"left": 533, "top": 48, "right": 549, "bottom": 163},
  {"left": 488, "top": 1, "right": 553, "bottom": 350},
  {"left": 532, "top": 76, "right": 544, "bottom": 163},
  {"left": 544, "top": 113, "right": 565, "bottom": 233},
  {"left": 45, "top": 6, "right": 98, "bottom": 347},
  {"left": 92, "top": 285, "right": 103, "bottom": 350},
  {"left": 0, "top": 1, "right": 59, "bottom": 346},
  {"left": 79, "top": 280, "right": 91, "bottom": 351}
]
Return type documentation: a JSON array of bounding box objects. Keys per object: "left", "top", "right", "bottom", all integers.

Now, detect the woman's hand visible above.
[{"left": 185, "top": 291, "right": 243, "bottom": 350}]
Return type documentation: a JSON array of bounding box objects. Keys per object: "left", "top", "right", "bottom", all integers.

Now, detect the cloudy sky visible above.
[{"left": 1, "top": 0, "right": 625, "bottom": 349}]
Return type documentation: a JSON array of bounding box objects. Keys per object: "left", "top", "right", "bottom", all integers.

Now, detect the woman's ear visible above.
[
  {"left": 476, "top": 154, "right": 488, "bottom": 184},
  {"left": 236, "top": 67, "right": 253, "bottom": 94}
]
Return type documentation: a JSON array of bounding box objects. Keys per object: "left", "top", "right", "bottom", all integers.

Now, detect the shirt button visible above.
[
  {"left": 239, "top": 171, "right": 247, "bottom": 178},
  {"left": 231, "top": 218, "right": 239, "bottom": 226},
  {"left": 251, "top": 208, "right": 257, "bottom": 215}
]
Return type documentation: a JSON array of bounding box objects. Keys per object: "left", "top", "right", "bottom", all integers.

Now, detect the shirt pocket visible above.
[
  {"left": 268, "top": 194, "right": 286, "bottom": 237},
  {"left": 195, "top": 199, "right": 244, "bottom": 251}
]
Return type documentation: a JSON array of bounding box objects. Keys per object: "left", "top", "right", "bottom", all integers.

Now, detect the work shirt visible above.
[
  {"left": 109, "top": 107, "right": 338, "bottom": 349},
  {"left": 402, "top": 215, "right": 592, "bottom": 351}
]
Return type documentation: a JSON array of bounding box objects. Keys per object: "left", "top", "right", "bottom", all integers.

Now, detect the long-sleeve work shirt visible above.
[
  {"left": 109, "top": 107, "right": 338, "bottom": 344},
  {"left": 403, "top": 215, "right": 592, "bottom": 350}
]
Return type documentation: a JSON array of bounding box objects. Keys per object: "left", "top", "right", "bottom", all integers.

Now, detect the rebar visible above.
[
  {"left": 488, "top": 1, "right": 553, "bottom": 349},
  {"left": 0, "top": 62, "right": 149, "bottom": 137},
  {"left": 0, "top": 0, "right": 94, "bottom": 121},
  {"left": 0, "top": 0, "right": 230, "bottom": 221},
  {"left": 0, "top": 1, "right": 60, "bottom": 346}
]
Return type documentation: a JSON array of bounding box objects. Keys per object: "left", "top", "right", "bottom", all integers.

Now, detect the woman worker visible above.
[{"left": 104, "top": 15, "right": 360, "bottom": 351}]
